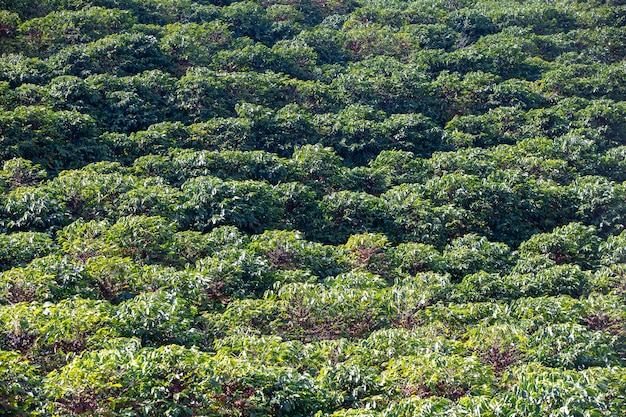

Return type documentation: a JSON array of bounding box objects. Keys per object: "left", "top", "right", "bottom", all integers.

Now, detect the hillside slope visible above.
[{"left": 0, "top": 0, "right": 625, "bottom": 416}]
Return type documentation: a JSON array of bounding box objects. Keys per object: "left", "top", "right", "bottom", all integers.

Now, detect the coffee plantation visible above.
[{"left": 0, "top": 0, "right": 625, "bottom": 415}]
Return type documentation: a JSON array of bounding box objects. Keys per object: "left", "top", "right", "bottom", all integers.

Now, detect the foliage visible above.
[{"left": 0, "top": 0, "right": 625, "bottom": 415}]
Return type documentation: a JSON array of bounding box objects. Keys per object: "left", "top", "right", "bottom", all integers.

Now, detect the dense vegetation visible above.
[{"left": 1, "top": 0, "right": 626, "bottom": 415}]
